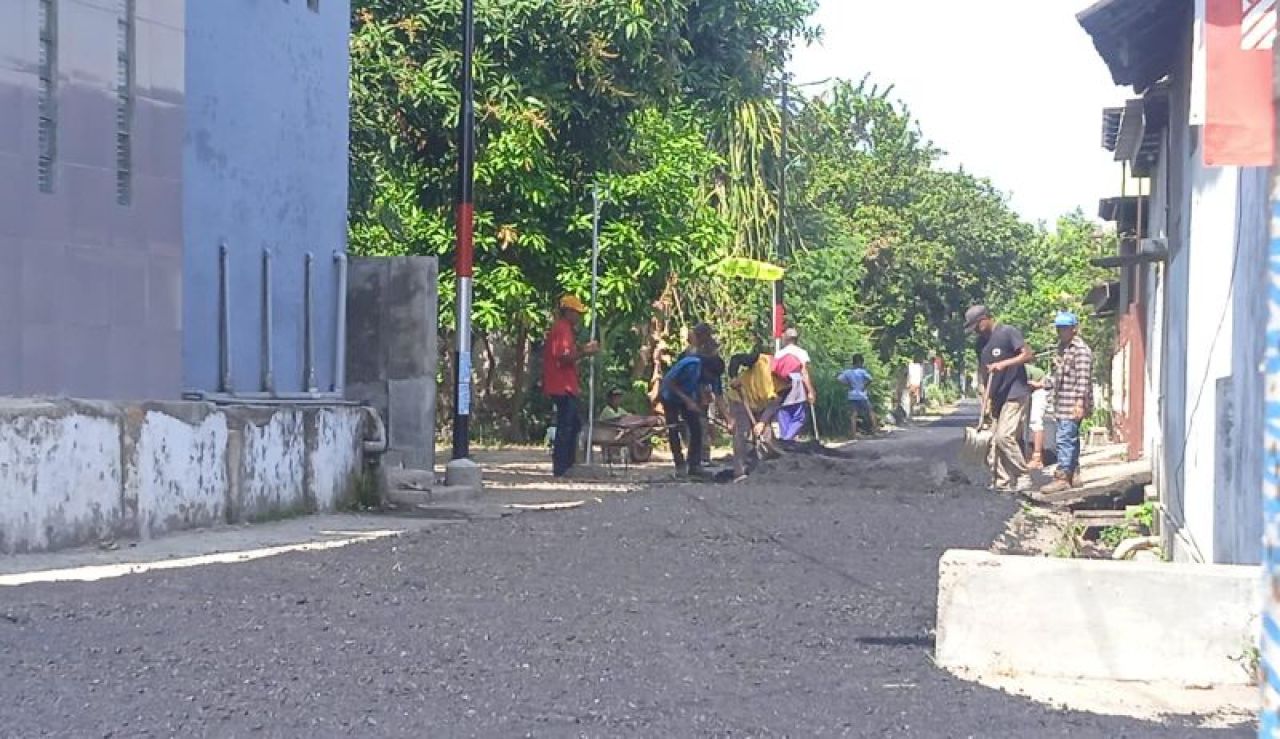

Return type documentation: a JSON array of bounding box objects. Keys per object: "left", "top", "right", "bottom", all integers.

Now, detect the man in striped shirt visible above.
[{"left": 1042, "top": 311, "right": 1094, "bottom": 493}]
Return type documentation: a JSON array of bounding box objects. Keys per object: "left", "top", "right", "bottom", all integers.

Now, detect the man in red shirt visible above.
[{"left": 543, "top": 295, "right": 599, "bottom": 477}]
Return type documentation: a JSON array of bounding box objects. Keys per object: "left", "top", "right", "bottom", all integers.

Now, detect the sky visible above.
[{"left": 789, "top": 0, "right": 1131, "bottom": 227}]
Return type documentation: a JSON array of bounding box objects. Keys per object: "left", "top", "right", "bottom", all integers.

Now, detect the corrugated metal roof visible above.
[{"left": 1077, "top": 0, "right": 1191, "bottom": 91}]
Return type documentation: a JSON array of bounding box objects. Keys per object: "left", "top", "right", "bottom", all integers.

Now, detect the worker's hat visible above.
[
  {"left": 558, "top": 295, "right": 588, "bottom": 313},
  {"left": 1054, "top": 311, "right": 1079, "bottom": 328}
]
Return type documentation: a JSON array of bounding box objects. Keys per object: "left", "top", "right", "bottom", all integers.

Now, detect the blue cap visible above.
[{"left": 1054, "top": 311, "right": 1079, "bottom": 328}]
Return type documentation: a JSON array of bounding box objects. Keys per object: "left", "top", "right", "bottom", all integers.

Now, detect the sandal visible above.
[{"left": 1028, "top": 453, "right": 1043, "bottom": 470}]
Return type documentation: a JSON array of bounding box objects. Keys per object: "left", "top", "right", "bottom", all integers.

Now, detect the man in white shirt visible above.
[
  {"left": 773, "top": 327, "right": 815, "bottom": 442},
  {"left": 907, "top": 359, "right": 925, "bottom": 415}
]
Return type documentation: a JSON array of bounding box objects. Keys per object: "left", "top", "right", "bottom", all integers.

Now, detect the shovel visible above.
[{"left": 961, "top": 376, "right": 994, "bottom": 467}]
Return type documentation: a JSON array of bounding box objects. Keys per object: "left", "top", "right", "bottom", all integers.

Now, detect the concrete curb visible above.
[{"left": 935, "top": 549, "right": 1259, "bottom": 685}]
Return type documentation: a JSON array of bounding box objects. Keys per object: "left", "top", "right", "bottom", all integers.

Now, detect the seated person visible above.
[{"left": 599, "top": 388, "right": 629, "bottom": 424}]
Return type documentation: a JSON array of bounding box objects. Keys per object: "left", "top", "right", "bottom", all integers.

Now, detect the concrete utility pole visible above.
[{"left": 1263, "top": 32, "right": 1280, "bottom": 738}]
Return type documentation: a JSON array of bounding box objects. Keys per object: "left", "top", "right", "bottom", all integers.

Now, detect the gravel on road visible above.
[{"left": 0, "top": 417, "right": 1251, "bottom": 737}]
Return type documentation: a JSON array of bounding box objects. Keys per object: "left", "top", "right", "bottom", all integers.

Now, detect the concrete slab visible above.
[{"left": 936, "top": 549, "right": 1259, "bottom": 685}]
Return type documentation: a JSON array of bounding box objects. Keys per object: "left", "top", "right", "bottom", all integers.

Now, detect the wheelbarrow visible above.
[{"left": 591, "top": 415, "right": 670, "bottom": 472}]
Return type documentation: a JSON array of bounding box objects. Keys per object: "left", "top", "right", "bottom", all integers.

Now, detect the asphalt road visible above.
[{"left": 0, "top": 414, "right": 1251, "bottom": 737}]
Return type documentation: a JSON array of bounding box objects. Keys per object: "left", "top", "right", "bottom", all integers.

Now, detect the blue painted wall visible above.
[{"left": 183, "top": 0, "right": 350, "bottom": 394}]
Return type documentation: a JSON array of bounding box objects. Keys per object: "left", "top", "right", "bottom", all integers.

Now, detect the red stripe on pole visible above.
[
  {"left": 773, "top": 303, "right": 785, "bottom": 338},
  {"left": 456, "top": 202, "right": 474, "bottom": 277}
]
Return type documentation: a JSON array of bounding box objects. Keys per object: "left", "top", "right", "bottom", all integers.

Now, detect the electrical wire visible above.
[{"left": 1165, "top": 169, "right": 1252, "bottom": 563}]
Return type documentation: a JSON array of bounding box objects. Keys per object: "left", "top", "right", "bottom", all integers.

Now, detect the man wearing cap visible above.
[
  {"left": 543, "top": 295, "right": 599, "bottom": 478},
  {"left": 660, "top": 352, "right": 729, "bottom": 476},
  {"left": 1042, "top": 312, "right": 1094, "bottom": 493},
  {"left": 964, "top": 305, "right": 1035, "bottom": 491}
]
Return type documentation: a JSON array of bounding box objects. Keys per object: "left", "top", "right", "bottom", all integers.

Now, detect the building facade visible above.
[
  {"left": 1080, "top": 0, "right": 1268, "bottom": 564},
  {"left": 0, "top": 0, "right": 350, "bottom": 401}
]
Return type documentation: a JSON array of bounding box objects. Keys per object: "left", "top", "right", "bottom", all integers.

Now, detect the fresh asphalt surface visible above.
[{"left": 0, "top": 408, "right": 1251, "bottom": 737}]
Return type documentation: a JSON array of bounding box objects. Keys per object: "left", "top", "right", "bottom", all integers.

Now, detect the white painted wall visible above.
[
  {"left": 0, "top": 400, "right": 368, "bottom": 553},
  {"left": 1176, "top": 164, "right": 1241, "bottom": 560}
]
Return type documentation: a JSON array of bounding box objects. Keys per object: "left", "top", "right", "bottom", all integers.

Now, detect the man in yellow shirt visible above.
[{"left": 726, "top": 351, "right": 785, "bottom": 480}]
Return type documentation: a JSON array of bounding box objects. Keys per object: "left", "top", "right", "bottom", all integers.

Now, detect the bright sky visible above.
[{"left": 790, "top": 0, "right": 1130, "bottom": 227}]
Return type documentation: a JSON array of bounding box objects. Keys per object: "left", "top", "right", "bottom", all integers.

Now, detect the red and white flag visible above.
[{"left": 1203, "top": 0, "right": 1274, "bottom": 166}]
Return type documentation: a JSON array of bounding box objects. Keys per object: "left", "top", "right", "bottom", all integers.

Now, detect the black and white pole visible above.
[
  {"left": 449, "top": 0, "right": 478, "bottom": 481},
  {"left": 585, "top": 186, "right": 602, "bottom": 465}
]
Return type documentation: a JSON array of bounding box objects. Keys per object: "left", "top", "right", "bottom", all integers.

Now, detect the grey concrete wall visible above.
[
  {"left": 346, "top": 257, "right": 439, "bottom": 471},
  {"left": 182, "top": 0, "right": 351, "bottom": 395},
  {"left": 0, "top": 398, "right": 367, "bottom": 554},
  {"left": 0, "top": 0, "right": 185, "bottom": 399},
  {"left": 1219, "top": 168, "right": 1268, "bottom": 565}
]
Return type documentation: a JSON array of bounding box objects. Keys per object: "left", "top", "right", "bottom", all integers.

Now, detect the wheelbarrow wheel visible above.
[{"left": 629, "top": 439, "right": 654, "bottom": 463}]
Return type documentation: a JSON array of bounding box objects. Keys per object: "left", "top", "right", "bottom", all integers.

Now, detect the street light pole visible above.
[
  {"left": 773, "top": 77, "right": 789, "bottom": 352},
  {"left": 452, "top": 0, "right": 476, "bottom": 461}
]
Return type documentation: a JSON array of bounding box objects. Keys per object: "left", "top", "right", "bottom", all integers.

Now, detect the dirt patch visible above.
[{"left": 991, "top": 503, "right": 1075, "bottom": 557}]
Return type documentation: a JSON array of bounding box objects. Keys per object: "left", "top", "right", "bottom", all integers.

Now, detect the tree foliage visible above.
[{"left": 348, "top": 1, "right": 1117, "bottom": 440}]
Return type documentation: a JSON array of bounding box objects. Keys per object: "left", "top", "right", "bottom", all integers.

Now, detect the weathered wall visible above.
[
  {"left": 0, "top": 399, "right": 367, "bottom": 554},
  {"left": 182, "top": 0, "right": 351, "bottom": 395},
  {"left": 0, "top": 0, "right": 185, "bottom": 399},
  {"left": 346, "top": 257, "right": 439, "bottom": 470},
  {"left": 1220, "top": 167, "right": 1267, "bottom": 565}
]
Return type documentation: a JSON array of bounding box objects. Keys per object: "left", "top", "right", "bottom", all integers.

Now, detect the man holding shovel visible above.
[{"left": 965, "top": 305, "right": 1035, "bottom": 492}]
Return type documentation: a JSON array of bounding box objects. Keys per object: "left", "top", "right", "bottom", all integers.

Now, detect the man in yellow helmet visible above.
[{"left": 543, "top": 295, "right": 599, "bottom": 477}]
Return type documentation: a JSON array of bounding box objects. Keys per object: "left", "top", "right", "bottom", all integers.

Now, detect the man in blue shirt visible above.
[
  {"left": 660, "top": 353, "right": 727, "bottom": 476},
  {"left": 837, "top": 354, "right": 877, "bottom": 439}
]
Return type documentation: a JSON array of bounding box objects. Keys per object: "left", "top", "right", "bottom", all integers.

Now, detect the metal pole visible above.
[
  {"left": 303, "top": 252, "right": 317, "bottom": 392},
  {"left": 773, "top": 78, "right": 789, "bottom": 353},
  {"left": 452, "top": 0, "right": 476, "bottom": 461},
  {"left": 586, "top": 187, "right": 602, "bottom": 465},
  {"left": 333, "top": 251, "right": 348, "bottom": 394},
  {"left": 261, "top": 248, "right": 274, "bottom": 394},
  {"left": 1261, "top": 32, "right": 1280, "bottom": 737},
  {"left": 219, "top": 241, "right": 232, "bottom": 393}
]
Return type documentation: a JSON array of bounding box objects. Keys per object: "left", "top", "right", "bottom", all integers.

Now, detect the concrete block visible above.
[
  {"left": 307, "top": 408, "right": 364, "bottom": 512},
  {"left": 132, "top": 407, "right": 229, "bottom": 538},
  {"left": 0, "top": 404, "right": 124, "bottom": 553},
  {"left": 232, "top": 408, "right": 307, "bottom": 522},
  {"left": 936, "top": 549, "right": 1258, "bottom": 685},
  {"left": 445, "top": 458, "right": 483, "bottom": 492},
  {"left": 388, "top": 378, "right": 433, "bottom": 469}
]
